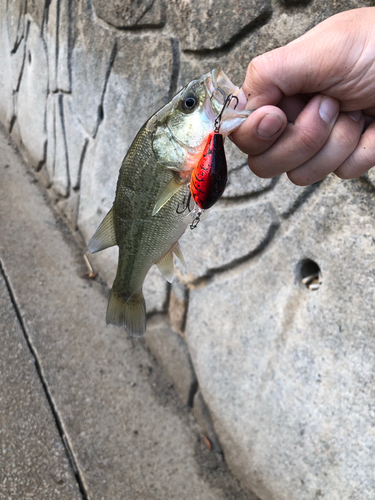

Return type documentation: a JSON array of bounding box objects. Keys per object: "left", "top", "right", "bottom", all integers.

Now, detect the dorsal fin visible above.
[
  {"left": 156, "top": 250, "right": 174, "bottom": 283},
  {"left": 152, "top": 177, "right": 184, "bottom": 216},
  {"left": 88, "top": 207, "right": 117, "bottom": 254}
]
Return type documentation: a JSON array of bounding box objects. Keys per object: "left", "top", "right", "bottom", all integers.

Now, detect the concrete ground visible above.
[{"left": 0, "top": 127, "right": 254, "bottom": 499}]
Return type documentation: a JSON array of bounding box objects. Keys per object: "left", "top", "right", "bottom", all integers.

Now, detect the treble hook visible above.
[
  {"left": 210, "top": 87, "right": 239, "bottom": 133},
  {"left": 176, "top": 192, "right": 192, "bottom": 214}
]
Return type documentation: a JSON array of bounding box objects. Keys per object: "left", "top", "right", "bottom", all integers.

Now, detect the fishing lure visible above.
[{"left": 190, "top": 92, "right": 238, "bottom": 210}]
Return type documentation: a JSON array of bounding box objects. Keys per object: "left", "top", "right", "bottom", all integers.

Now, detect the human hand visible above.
[{"left": 231, "top": 7, "right": 375, "bottom": 185}]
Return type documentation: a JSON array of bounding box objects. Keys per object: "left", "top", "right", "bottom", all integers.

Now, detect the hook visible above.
[
  {"left": 210, "top": 87, "right": 239, "bottom": 132},
  {"left": 176, "top": 192, "right": 192, "bottom": 214}
]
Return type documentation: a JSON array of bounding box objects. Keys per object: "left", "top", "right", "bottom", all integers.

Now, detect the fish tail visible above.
[{"left": 106, "top": 289, "right": 146, "bottom": 338}]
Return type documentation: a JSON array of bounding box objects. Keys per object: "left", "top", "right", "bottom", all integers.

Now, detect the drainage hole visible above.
[{"left": 299, "top": 259, "right": 322, "bottom": 291}]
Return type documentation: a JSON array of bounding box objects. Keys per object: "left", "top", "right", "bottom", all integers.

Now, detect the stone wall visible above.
[{"left": 1, "top": 0, "right": 375, "bottom": 499}]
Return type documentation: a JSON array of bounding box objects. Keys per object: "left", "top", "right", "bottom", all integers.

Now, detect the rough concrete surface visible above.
[
  {"left": 186, "top": 176, "right": 375, "bottom": 500},
  {"left": 0, "top": 271, "right": 81, "bottom": 500},
  {"left": 0, "top": 127, "right": 255, "bottom": 499}
]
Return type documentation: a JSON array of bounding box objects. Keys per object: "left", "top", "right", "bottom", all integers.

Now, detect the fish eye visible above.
[{"left": 181, "top": 93, "right": 198, "bottom": 113}]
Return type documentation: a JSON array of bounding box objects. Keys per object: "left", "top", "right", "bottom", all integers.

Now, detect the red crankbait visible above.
[
  {"left": 190, "top": 131, "right": 227, "bottom": 210},
  {"left": 190, "top": 92, "right": 238, "bottom": 210}
]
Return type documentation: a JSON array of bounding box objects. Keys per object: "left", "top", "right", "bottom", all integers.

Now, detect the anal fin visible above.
[
  {"left": 156, "top": 250, "right": 174, "bottom": 283},
  {"left": 88, "top": 207, "right": 117, "bottom": 254},
  {"left": 173, "top": 242, "right": 187, "bottom": 270}
]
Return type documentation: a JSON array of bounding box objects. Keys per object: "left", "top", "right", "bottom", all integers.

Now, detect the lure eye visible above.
[{"left": 181, "top": 94, "right": 198, "bottom": 113}]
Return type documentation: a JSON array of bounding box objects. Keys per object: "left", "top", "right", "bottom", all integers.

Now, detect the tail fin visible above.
[{"left": 106, "top": 290, "right": 146, "bottom": 338}]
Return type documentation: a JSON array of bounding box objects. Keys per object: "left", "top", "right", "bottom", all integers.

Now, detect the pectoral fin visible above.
[
  {"left": 173, "top": 242, "right": 187, "bottom": 270},
  {"left": 152, "top": 177, "right": 183, "bottom": 216},
  {"left": 88, "top": 207, "right": 117, "bottom": 254},
  {"left": 156, "top": 250, "right": 174, "bottom": 283}
]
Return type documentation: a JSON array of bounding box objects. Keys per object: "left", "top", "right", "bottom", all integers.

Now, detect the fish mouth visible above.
[
  {"left": 203, "top": 68, "right": 250, "bottom": 136},
  {"left": 204, "top": 68, "right": 241, "bottom": 115}
]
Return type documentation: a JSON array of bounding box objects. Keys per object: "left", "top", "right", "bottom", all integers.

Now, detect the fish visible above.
[{"left": 88, "top": 68, "right": 249, "bottom": 337}]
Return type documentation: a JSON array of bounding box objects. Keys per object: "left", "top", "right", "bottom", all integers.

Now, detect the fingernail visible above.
[
  {"left": 257, "top": 114, "right": 284, "bottom": 138},
  {"left": 348, "top": 110, "right": 362, "bottom": 122},
  {"left": 319, "top": 96, "right": 339, "bottom": 123}
]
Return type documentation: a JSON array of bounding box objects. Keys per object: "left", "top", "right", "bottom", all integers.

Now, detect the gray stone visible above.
[
  {"left": 186, "top": 176, "right": 375, "bottom": 500},
  {"left": 0, "top": 273, "right": 81, "bottom": 499},
  {"left": 10, "top": 115, "right": 22, "bottom": 149},
  {"left": 362, "top": 167, "right": 375, "bottom": 189},
  {"left": 177, "top": 7, "right": 321, "bottom": 90},
  {"left": 144, "top": 270, "right": 169, "bottom": 314},
  {"left": 168, "top": 278, "right": 188, "bottom": 335},
  {"left": 193, "top": 390, "right": 222, "bottom": 453},
  {"left": 6, "top": 0, "right": 26, "bottom": 53},
  {"left": 57, "top": 0, "right": 71, "bottom": 92},
  {"left": 0, "top": 128, "right": 241, "bottom": 500},
  {"left": 271, "top": 173, "right": 316, "bottom": 217},
  {"left": 46, "top": 0, "right": 58, "bottom": 92},
  {"left": 27, "top": 0, "right": 45, "bottom": 28},
  {"left": 63, "top": 95, "right": 88, "bottom": 190},
  {"left": 92, "top": 0, "right": 165, "bottom": 28},
  {"left": 9, "top": 35, "right": 26, "bottom": 93},
  {"left": 176, "top": 0, "right": 271, "bottom": 51},
  {"left": 223, "top": 140, "right": 274, "bottom": 199},
  {"left": 145, "top": 315, "right": 197, "bottom": 405},
  {"left": 0, "top": 6, "right": 14, "bottom": 129},
  {"left": 57, "top": 191, "right": 81, "bottom": 228},
  {"left": 17, "top": 20, "right": 48, "bottom": 169},
  {"left": 53, "top": 94, "right": 69, "bottom": 197},
  {"left": 177, "top": 201, "right": 278, "bottom": 278},
  {"left": 45, "top": 92, "right": 56, "bottom": 181},
  {"left": 70, "top": 0, "right": 116, "bottom": 137},
  {"left": 35, "top": 163, "right": 52, "bottom": 189}
]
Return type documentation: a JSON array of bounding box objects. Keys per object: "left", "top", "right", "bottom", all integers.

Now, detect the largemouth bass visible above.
[{"left": 88, "top": 69, "right": 249, "bottom": 337}]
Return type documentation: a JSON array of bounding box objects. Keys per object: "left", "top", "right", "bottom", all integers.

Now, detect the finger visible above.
[
  {"left": 278, "top": 95, "right": 311, "bottom": 122},
  {"left": 334, "top": 119, "right": 375, "bottom": 179},
  {"left": 248, "top": 94, "right": 340, "bottom": 178},
  {"left": 230, "top": 106, "right": 286, "bottom": 156},
  {"left": 287, "top": 111, "right": 365, "bottom": 185}
]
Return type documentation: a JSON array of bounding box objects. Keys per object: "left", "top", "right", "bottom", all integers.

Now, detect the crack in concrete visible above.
[
  {"left": 188, "top": 220, "right": 280, "bottom": 289},
  {"left": 0, "top": 259, "right": 88, "bottom": 500},
  {"left": 8, "top": 0, "right": 27, "bottom": 54},
  {"left": 57, "top": 93, "right": 71, "bottom": 196},
  {"left": 74, "top": 137, "right": 89, "bottom": 191},
  {"left": 168, "top": 36, "right": 180, "bottom": 101},
  {"left": 221, "top": 175, "right": 279, "bottom": 204},
  {"left": 55, "top": 0, "right": 61, "bottom": 86},
  {"left": 93, "top": 40, "right": 117, "bottom": 138},
  {"left": 12, "top": 20, "right": 28, "bottom": 93},
  {"left": 281, "top": 180, "right": 321, "bottom": 219},
  {"left": 182, "top": 6, "right": 273, "bottom": 58}
]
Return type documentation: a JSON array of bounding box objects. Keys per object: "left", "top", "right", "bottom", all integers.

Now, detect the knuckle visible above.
[
  {"left": 298, "top": 126, "right": 324, "bottom": 153},
  {"left": 247, "top": 54, "right": 273, "bottom": 89},
  {"left": 334, "top": 121, "right": 360, "bottom": 150},
  {"left": 248, "top": 156, "right": 274, "bottom": 178},
  {"left": 335, "top": 157, "right": 358, "bottom": 179}
]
